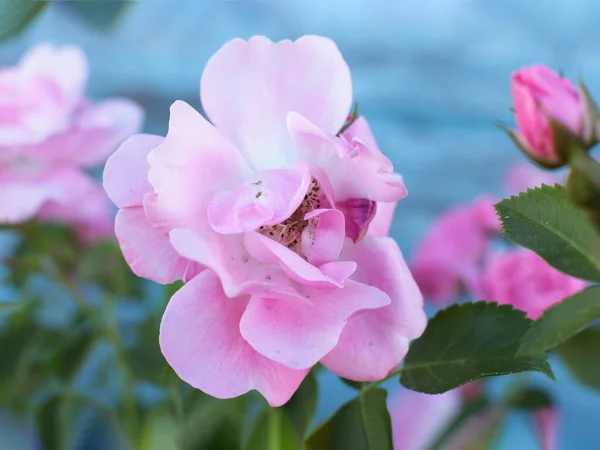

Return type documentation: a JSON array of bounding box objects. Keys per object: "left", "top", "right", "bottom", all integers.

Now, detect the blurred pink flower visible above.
[
  {"left": 504, "top": 162, "right": 563, "bottom": 195},
  {"left": 104, "top": 36, "right": 426, "bottom": 406},
  {"left": 535, "top": 407, "right": 559, "bottom": 450},
  {"left": 388, "top": 388, "right": 461, "bottom": 450},
  {"left": 0, "top": 43, "right": 142, "bottom": 239},
  {"left": 511, "top": 65, "right": 583, "bottom": 166},
  {"left": 411, "top": 196, "right": 498, "bottom": 303},
  {"left": 473, "top": 249, "right": 586, "bottom": 319}
]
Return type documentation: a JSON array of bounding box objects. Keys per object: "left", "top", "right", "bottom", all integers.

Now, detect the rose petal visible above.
[
  {"left": 287, "top": 112, "right": 407, "bottom": 202},
  {"left": 200, "top": 36, "right": 352, "bottom": 170},
  {"left": 240, "top": 279, "right": 390, "bottom": 370},
  {"left": 160, "top": 270, "right": 308, "bottom": 407},
  {"left": 208, "top": 164, "right": 311, "bottom": 234},
  {"left": 103, "top": 134, "right": 164, "bottom": 208},
  {"left": 115, "top": 207, "right": 190, "bottom": 285},
  {"left": 321, "top": 237, "right": 426, "bottom": 380},
  {"left": 145, "top": 100, "right": 251, "bottom": 231}
]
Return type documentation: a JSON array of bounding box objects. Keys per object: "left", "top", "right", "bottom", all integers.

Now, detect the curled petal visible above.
[{"left": 240, "top": 279, "right": 390, "bottom": 370}]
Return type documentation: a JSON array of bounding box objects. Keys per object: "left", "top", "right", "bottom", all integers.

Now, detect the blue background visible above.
[{"left": 1, "top": 0, "right": 599, "bottom": 448}]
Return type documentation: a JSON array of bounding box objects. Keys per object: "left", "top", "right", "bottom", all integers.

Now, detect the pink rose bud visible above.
[{"left": 510, "top": 65, "right": 585, "bottom": 168}]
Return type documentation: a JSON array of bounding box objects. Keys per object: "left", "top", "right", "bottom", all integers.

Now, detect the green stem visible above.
[
  {"left": 105, "top": 294, "right": 138, "bottom": 443},
  {"left": 363, "top": 367, "right": 404, "bottom": 393},
  {"left": 268, "top": 408, "right": 282, "bottom": 450}
]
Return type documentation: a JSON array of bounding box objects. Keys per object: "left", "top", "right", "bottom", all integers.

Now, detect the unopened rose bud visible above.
[{"left": 508, "top": 65, "right": 587, "bottom": 168}]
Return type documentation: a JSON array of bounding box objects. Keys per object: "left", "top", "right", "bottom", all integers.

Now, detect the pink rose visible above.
[
  {"left": 473, "top": 249, "right": 586, "bottom": 319},
  {"left": 0, "top": 44, "right": 143, "bottom": 239},
  {"left": 411, "top": 196, "right": 499, "bottom": 303},
  {"left": 388, "top": 388, "right": 461, "bottom": 450},
  {"left": 535, "top": 407, "right": 559, "bottom": 450},
  {"left": 511, "top": 65, "right": 584, "bottom": 166},
  {"left": 104, "top": 36, "right": 426, "bottom": 406}
]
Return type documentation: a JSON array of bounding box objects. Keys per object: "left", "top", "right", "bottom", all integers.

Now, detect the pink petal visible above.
[
  {"left": 301, "top": 208, "right": 346, "bottom": 265},
  {"left": 388, "top": 388, "right": 461, "bottom": 450},
  {"left": 240, "top": 279, "right": 390, "bottom": 370},
  {"left": 26, "top": 99, "right": 144, "bottom": 167},
  {"left": 115, "top": 207, "right": 190, "bottom": 285},
  {"left": 103, "top": 134, "right": 164, "bottom": 208},
  {"left": 208, "top": 164, "right": 311, "bottom": 234},
  {"left": 287, "top": 112, "right": 407, "bottom": 202},
  {"left": 169, "top": 228, "right": 302, "bottom": 300},
  {"left": 19, "top": 44, "right": 88, "bottom": 111},
  {"left": 367, "top": 201, "right": 397, "bottom": 237},
  {"left": 321, "top": 237, "right": 426, "bottom": 381},
  {"left": 244, "top": 231, "right": 355, "bottom": 288},
  {"left": 535, "top": 407, "right": 558, "bottom": 450},
  {"left": 336, "top": 199, "right": 377, "bottom": 243},
  {"left": 160, "top": 270, "right": 308, "bottom": 407},
  {"left": 504, "top": 162, "right": 562, "bottom": 196},
  {"left": 145, "top": 101, "right": 251, "bottom": 231},
  {"left": 200, "top": 36, "right": 352, "bottom": 170}
]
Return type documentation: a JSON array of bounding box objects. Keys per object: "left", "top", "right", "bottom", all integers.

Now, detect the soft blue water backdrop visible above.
[{"left": 2, "top": 1, "right": 600, "bottom": 448}]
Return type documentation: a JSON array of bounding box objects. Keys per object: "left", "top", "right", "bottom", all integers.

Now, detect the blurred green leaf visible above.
[
  {"left": 246, "top": 408, "right": 302, "bottom": 450},
  {"left": 139, "top": 411, "right": 179, "bottom": 450},
  {"left": 306, "top": 388, "right": 393, "bottom": 450},
  {"left": 0, "top": 0, "right": 47, "bottom": 42},
  {"left": 283, "top": 371, "right": 318, "bottom": 439},
  {"left": 36, "top": 396, "right": 64, "bottom": 450},
  {"left": 518, "top": 286, "right": 600, "bottom": 356},
  {"left": 400, "top": 302, "right": 555, "bottom": 394},
  {"left": 556, "top": 328, "right": 600, "bottom": 390},
  {"left": 59, "top": 1, "right": 133, "bottom": 30},
  {"left": 495, "top": 184, "right": 600, "bottom": 282},
  {"left": 508, "top": 387, "right": 554, "bottom": 411},
  {"left": 179, "top": 396, "right": 246, "bottom": 450}
]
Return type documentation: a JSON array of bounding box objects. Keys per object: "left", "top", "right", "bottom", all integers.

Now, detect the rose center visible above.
[{"left": 257, "top": 177, "right": 331, "bottom": 258}]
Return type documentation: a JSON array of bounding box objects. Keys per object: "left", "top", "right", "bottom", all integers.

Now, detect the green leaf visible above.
[
  {"left": 518, "top": 286, "right": 600, "bottom": 356},
  {"left": 306, "top": 388, "right": 393, "bottom": 450},
  {"left": 179, "top": 396, "right": 245, "bottom": 450},
  {"left": 508, "top": 387, "right": 554, "bottom": 411},
  {"left": 495, "top": 184, "right": 600, "bottom": 282},
  {"left": 0, "top": 0, "right": 47, "bottom": 42},
  {"left": 59, "top": 1, "right": 133, "bottom": 30},
  {"left": 283, "top": 371, "right": 318, "bottom": 439},
  {"left": 400, "top": 302, "right": 555, "bottom": 394},
  {"left": 555, "top": 328, "right": 600, "bottom": 390},
  {"left": 245, "top": 408, "right": 302, "bottom": 450},
  {"left": 36, "top": 396, "right": 63, "bottom": 450}
]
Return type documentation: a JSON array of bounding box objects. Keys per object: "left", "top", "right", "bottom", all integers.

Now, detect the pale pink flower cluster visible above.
[
  {"left": 411, "top": 164, "right": 585, "bottom": 318},
  {"left": 0, "top": 44, "right": 142, "bottom": 240},
  {"left": 104, "top": 36, "right": 427, "bottom": 406}
]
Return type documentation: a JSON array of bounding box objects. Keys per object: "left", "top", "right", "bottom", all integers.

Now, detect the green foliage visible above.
[
  {"left": 306, "top": 388, "right": 393, "bottom": 450},
  {"left": 246, "top": 408, "right": 303, "bottom": 450},
  {"left": 283, "top": 371, "right": 318, "bottom": 439},
  {"left": 0, "top": 0, "right": 47, "bottom": 42},
  {"left": 518, "top": 286, "right": 600, "bottom": 356},
  {"left": 495, "top": 184, "right": 600, "bottom": 282},
  {"left": 556, "top": 328, "right": 600, "bottom": 390},
  {"left": 58, "top": 1, "right": 133, "bottom": 30},
  {"left": 400, "top": 302, "right": 555, "bottom": 394}
]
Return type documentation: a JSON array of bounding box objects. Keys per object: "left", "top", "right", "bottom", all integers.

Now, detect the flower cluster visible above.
[
  {"left": 104, "top": 36, "right": 426, "bottom": 406},
  {"left": 0, "top": 44, "right": 142, "bottom": 240},
  {"left": 412, "top": 163, "right": 585, "bottom": 318}
]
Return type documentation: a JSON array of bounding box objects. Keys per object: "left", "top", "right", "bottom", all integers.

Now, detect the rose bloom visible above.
[
  {"left": 0, "top": 44, "right": 142, "bottom": 240},
  {"left": 104, "top": 35, "right": 426, "bottom": 406},
  {"left": 474, "top": 249, "right": 586, "bottom": 319},
  {"left": 411, "top": 196, "right": 499, "bottom": 303},
  {"left": 411, "top": 163, "right": 562, "bottom": 304},
  {"left": 511, "top": 65, "right": 584, "bottom": 166}
]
